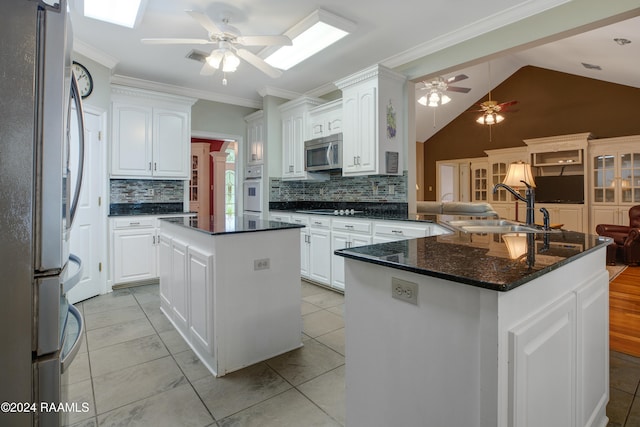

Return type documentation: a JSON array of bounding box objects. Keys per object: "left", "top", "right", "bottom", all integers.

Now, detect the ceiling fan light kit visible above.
[{"left": 417, "top": 74, "right": 470, "bottom": 107}]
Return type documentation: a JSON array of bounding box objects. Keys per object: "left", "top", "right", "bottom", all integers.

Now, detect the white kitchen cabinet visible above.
[
  {"left": 158, "top": 232, "right": 172, "bottom": 310},
  {"left": 110, "top": 214, "right": 194, "bottom": 287},
  {"left": 188, "top": 245, "right": 214, "bottom": 353},
  {"left": 335, "top": 64, "right": 405, "bottom": 176},
  {"left": 268, "top": 212, "right": 291, "bottom": 223},
  {"left": 588, "top": 135, "right": 640, "bottom": 232},
  {"left": 331, "top": 218, "right": 372, "bottom": 290},
  {"left": 111, "top": 85, "right": 195, "bottom": 179},
  {"left": 170, "top": 238, "right": 189, "bottom": 335},
  {"left": 289, "top": 214, "right": 311, "bottom": 278},
  {"left": 309, "top": 224, "right": 332, "bottom": 285},
  {"left": 245, "top": 110, "right": 264, "bottom": 165},
  {"left": 308, "top": 99, "right": 342, "bottom": 138},
  {"left": 279, "top": 97, "right": 324, "bottom": 180}
]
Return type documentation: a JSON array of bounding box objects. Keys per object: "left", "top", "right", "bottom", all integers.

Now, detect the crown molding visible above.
[
  {"left": 334, "top": 64, "right": 406, "bottom": 90},
  {"left": 73, "top": 39, "right": 119, "bottom": 70},
  {"left": 110, "top": 75, "right": 262, "bottom": 109},
  {"left": 257, "top": 86, "right": 302, "bottom": 100},
  {"left": 381, "top": 0, "right": 570, "bottom": 71}
]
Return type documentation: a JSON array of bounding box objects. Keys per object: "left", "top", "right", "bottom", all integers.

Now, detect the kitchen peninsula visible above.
[
  {"left": 336, "top": 226, "right": 611, "bottom": 427},
  {"left": 158, "top": 215, "right": 304, "bottom": 377}
]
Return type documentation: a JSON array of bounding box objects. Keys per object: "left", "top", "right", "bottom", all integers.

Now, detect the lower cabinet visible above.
[
  {"left": 535, "top": 203, "right": 585, "bottom": 232},
  {"left": 331, "top": 231, "right": 372, "bottom": 290},
  {"left": 188, "top": 246, "right": 214, "bottom": 354},
  {"left": 112, "top": 224, "right": 158, "bottom": 284},
  {"left": 307, "top": 218, "right": 332, "bottom": 286},
  {"left": 170, "top": 238, "right": 189, "bottom": 335}
]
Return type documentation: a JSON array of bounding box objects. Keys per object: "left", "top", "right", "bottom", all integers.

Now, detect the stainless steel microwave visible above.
[{"left": 304, "top": 133, "right": 342, "bottom": 171}]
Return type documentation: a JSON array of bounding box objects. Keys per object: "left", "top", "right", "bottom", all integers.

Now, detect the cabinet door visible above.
[
  {"left": 331, "top": 231, "right": 350, "bottom": 290},
  {"left": 309, "top": 228, "right": 331, "bottom": 285},
  {"left": 471, "top": 163, "right": 488, "bottom": 202},
  {"left": 308, "top": 113, "right": 326, "bottom": 139},
  {"left": 247, "top": 119, "right": 264, "bottom": 165},
  {"left": 555, "top": 206, "right": 584, "bottom": 232},
  {"left": 326, "top": 108, "right": 342, "bottom": 135},
  {"left": 112, "top": 228, "right": 157, "bottom": 284},
  {"left": 188, "top": 246, "right": 214, "bottom": 353},
  {"left": 153, "top": 108, "right": 190, "bottom": 178},
  {"left": 508, "top": 294, "right": 576, "bottom": 427},
  {"left": 342, "top": 94, "right": 359, "bottom": 173},
  {"left": 171, "top": 239, "right": 189, "bottom": 334},
  {"left": 300, "top": 229, "right": 310, "bottom": 278},
  {"left": 158, "top": 233, "right": 172, "bottom": 310},
  {"left": 282, "top": 115, "right": 295, "bottom": 178},
  {"left": 111, "top": 103, "right": 153, "bottom": 177}
]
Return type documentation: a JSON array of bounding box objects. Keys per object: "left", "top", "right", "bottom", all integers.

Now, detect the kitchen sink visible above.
[{"left": 446, "top": 219, "right": 559, "bottom": 234}]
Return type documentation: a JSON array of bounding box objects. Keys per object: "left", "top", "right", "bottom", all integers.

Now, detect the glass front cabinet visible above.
[{"left": 589, "top": 136, "right": 640, "bottom": 230}]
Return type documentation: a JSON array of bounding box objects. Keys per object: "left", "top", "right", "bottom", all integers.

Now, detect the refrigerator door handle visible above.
[
  {"left": 68, "top": 73, "right": 85, "bottom": 227},
  {"left": 62, "top": 254, "right": 83, "bottom": 294},
  {"left": 61, "top": 304, "right": 84, "bottom": 374}
]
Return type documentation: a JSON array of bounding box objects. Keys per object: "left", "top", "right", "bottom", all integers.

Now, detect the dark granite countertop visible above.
[
  {"left": 109, "top": 202, "right": 191, "bottom": 216},
  {"left": 160, "top": 215, "right": 305, "bottom": 235},
  {"left": 335, "top": 226, "right": 612, "bottom": 292}
]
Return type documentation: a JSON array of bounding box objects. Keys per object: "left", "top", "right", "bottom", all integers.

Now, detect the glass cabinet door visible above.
[
  {"left": 619, "top": 153, "right": 640, "bottom": 204},
  {"left": 472, "top": 166, "right": 488, "bottom": 202},
  {"left": 491, "top": 162, "right": 507, "bottom": 202},
  {"left": 592, "top": 153, "right": 615, "bottom": 203}
]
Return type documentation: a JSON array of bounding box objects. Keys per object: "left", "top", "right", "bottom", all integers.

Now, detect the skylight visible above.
[
  {"left": 264, "top": 9, "right": 356, "bottom": 71},
  {"left": 83, "top": 0, "right": 146, "bottom": 29}
]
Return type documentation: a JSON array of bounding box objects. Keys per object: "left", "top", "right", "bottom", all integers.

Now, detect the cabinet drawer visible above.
[
  {"left": 309, "top": 216, "right": 331, "bottom": 228},
  {"left": 332, "top": 219, "right": 372, "bottom": 234},
  {"left": 374, "top": 222, "right": 429, "bottom": 239},
  {"left": 269, "top": 213, "right": 292, "bottom": 223},
  {"left": 112, "top": 217, "right": 156, "bottom": 229},
  {"left": 289, "top": 214, "right": 310, "bottom": 226}
]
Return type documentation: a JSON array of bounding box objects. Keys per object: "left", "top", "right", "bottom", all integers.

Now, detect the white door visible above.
[{"left": 68, "top": 108, "right": 106, "bottom": 304}]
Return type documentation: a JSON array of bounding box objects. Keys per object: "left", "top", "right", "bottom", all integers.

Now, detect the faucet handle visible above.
[{"left": 539, "top": 207, "right": 550, "bottom": 230}]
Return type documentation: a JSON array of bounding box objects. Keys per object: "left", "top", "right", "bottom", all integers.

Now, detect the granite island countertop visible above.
[
  {"left": 160, "top": 215, "right": 304, "bottom": 235},
  {"left": 335, "top": 222, "right": 612, "bottom": 292}
]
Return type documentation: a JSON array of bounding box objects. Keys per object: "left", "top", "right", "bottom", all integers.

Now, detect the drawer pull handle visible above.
[
  {"left": 345, "top": 225, "right": 354, "bottom": 229},
  {"left": 129, "top": 222, "right": 140, "bottom": 225},
  {"left": 313, "top": 221, "right": 322, "bottom": 225},
  {"left": 392, "top": 230, "right": 403, "bottom": 234}
]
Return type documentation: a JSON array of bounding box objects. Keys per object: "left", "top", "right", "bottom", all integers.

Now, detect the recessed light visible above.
[
  {"left": 613, "top": 38, "right": 632, "bottom": 46},
  {"left": 581, "top": 62, "right": 602, "bottom": 70}
]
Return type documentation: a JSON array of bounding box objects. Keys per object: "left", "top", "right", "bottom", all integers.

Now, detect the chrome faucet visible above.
[{"left": 493, "top": 181, "right": 535, "bottom": 226}]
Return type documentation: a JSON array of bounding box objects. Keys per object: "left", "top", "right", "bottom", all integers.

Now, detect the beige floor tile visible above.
[
  {"left": 66, "top": 417, "right": 97, "bottom": 427},
  {"left": 89, "top": 334, "right": 169, "bottom": 377},
  {"left": 303, "top": 291, "right": 344, "bottom": 309},
  {"left": 218, "top": 388, "right": 341, "bottom": 427},
  {"left": 302, "top": 310, "right": 344, "bottom": 338},
  {"left": 301, "top": 281, "right": 330, "bottom": 298},
  {"left": 298, "top": 365, "right": 346, "bottom": 426},
  {"left": 83, "top": 305, "right": 146, "bottom": 331},
  {"left": 174, "top": 349, "right": 214, "bottom": 383},
  {"left": 192, "top": 362, "right": 291, "bottom": 420},
  {"left": 67, "top": 351, "right": 91, "bottom": 385},
  {"left": 86, "top": 316, "right": 155, "bottom": 352},
  {"left": 315, "top": 328, "right": 345, "bottom": 356},
  {"left": 610, "top": 355, "right": 640, "bottom": 394},
  {"left": 93, "top": 356, "right": 187, "bottom": 415},
  {"left": 301, "top": 300, "right": 322, "bottom": 315},
  {"left": 81, "top": 290, "right": 138, "bottom": 315},
  {"left": 266, "top": 339, "right": 344, "bottom": 386},
  {"left": 97, "top": 383, "right": 213, "bottom": 427},
  {"left": 147, "top": 311, "right": 175, "bottom": 333},
  {"left": 326, "top": 303, "right": 345, "bottom": 317},
  {"left": 61, "top": 378, "right": 95, "bottom": 426},
  {"left": 606, "top": 387, "right": 633, "bottom": 426},
  {"left": 159, "top": 329, "right": 190, "bottom": 354}
]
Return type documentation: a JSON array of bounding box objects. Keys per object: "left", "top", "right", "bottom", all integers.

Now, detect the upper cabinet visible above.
[
  {"left": 308, "top": 99, "right": 342, "bottom": 139},
  {"left": 244, "top": 110, "right": 264, "bottom": 165},
  {"left": 335, "top": 64, "right": 406, "bottom": 176},
  {"left": 279, "top": 96, "right": 325, "bottom": 180},
  {"left": 111, "top": 86, "right": 196, "bottom": 179}
]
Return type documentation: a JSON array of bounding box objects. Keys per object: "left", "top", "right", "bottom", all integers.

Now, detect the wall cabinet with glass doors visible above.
[{"left": 589, "top": 136, "right": 640, "bottom": 230}]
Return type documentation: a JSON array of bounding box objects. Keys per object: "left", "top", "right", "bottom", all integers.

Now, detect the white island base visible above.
[
  {"left": 159, "top": 218, "right": 303, "bottom": 377},
  {"left": 344, "top": 248, "right": 609, "bottom": 427}
]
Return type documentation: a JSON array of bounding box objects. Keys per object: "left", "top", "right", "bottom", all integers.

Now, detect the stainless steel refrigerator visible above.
[{"left": 0, "top": 0, "right": 85, "bottom": 426}]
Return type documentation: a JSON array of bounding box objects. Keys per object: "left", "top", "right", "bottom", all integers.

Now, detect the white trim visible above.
[
  {"left": 257, "top": 85, "right": 303, "bottom": 100},
  {"left": 111, "top": 75, "right": 263, "bottom": 109},
  {"left": 73, "top": 39, "right": 119, "bottom": 70}
]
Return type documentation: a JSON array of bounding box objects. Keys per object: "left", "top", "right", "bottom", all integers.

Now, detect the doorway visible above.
[
  {"left": 67, "top": 107, "right": 107, "bottom": 304},
  {"left": 436, "top": 160, "right": 471, "bottom": 202}
]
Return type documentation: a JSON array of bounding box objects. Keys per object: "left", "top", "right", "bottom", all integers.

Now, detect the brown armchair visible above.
[{"left": 596, "top": 205, "right": 640, "bottom": 265}]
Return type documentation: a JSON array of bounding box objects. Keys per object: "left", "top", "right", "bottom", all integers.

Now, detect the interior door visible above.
[{"left": 67, "top": 109, "right": 105, "bottom": 304}]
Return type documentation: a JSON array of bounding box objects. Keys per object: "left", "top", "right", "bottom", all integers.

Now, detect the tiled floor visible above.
[{"left": 65, "top": 281, "right": 640, "bottom": 426}]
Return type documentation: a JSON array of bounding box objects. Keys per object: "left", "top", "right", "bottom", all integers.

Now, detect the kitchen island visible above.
[
  {"left": 158, "top": 215, "right": 304, "bottom": 377},
  {"left": 335, "top": 225, "right": 611, "bottom": 427}
]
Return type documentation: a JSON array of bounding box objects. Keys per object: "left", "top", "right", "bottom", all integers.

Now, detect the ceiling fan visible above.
[
  {"left": 417, "top": 74, "right": 471, "bottom": 107},
  {"left": 141, "top": 10, "right": 292, "bottom": 83},
  {"left": 473, "top": 93, "right": 518, "bottom": 125}
]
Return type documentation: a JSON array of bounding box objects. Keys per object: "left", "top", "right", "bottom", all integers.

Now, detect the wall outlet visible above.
[
  {"left": 391, "top": 277, "right": 418, "bottom": 305},
  {"left": 147, "top": 188, "right": 154, "bottom": 196},
  {"left": 388, "top": 185, "right": 395, "bottom": 195},
  {"left": 254, "top": 258, "right": 270, "bottom": 271}
]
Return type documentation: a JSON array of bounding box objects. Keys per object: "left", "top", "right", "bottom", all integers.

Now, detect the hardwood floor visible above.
[{"left": 610, "top": 266, "right": 640, "bottom": 357}]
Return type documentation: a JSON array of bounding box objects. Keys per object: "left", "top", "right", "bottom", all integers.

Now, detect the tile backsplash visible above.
[
  {"left": 110, "top": 179, "right": 184, "bottom": 203},
  {"left": 270, "top": 171, "right": 407, "bottom": 203}
]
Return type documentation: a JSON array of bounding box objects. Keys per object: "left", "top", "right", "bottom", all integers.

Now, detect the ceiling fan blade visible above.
[
  {"left": 497, "top": 100, "right": 518, "bottom": 109},
  {"left": 141, "top": 38, "right": 212, "bottom": 45},
  {"left": 186, "top": 10, "right": 222, "bottom": 35},
  {"left": 236, "top": 48, "right": 283, "bottom": 78},
  {"left": 446, "top": 74, "right": 468, "bottom": 84},
  {"left": 446, "top": 86, "right": 471, "bottom": 93},
  {"left": 200, "top": 62, "right": 216, "bottom": 76},
  {"left": 236, "top": 35, "right": 292, "bottom": 47}
]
